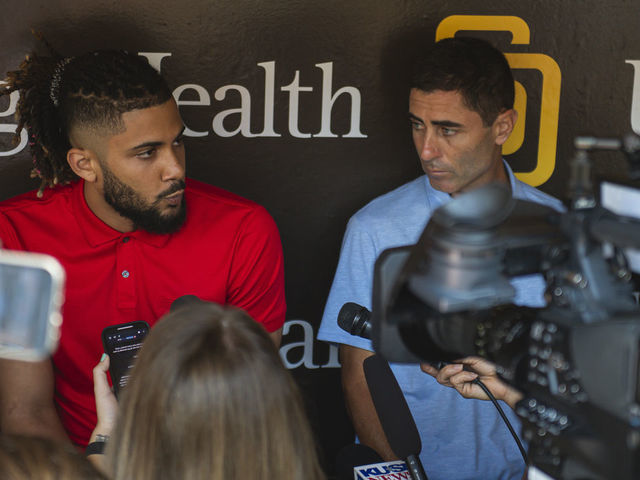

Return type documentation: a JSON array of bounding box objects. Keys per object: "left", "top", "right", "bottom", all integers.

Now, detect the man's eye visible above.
[
  {"left": 136, "top": 149, "right": 155, "bottom": 159},
  {"left": 410, "top": 121, "right": 424, "bottom": 130},
  {"left": 441, "top": 127, "right": 457, "bottom": 136}
]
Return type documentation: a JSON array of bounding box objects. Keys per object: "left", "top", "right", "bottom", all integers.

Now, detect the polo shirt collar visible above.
[
  {"left": 504, "top": 160, "right": 524, "bottom": 199},
  {"left": 72, "top": 179, "right": 171, "bottom": 248},
  {"left": 422, "top": 176, "right": 450, "bottom": 206}
]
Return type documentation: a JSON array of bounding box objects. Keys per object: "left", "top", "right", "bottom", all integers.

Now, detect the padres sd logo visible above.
[{"left": 436, "top": 15, "right": 561, "bottom": 187}]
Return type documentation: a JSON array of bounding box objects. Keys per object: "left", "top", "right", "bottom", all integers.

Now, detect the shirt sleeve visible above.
[
  {"left": 226, "top": 205, "right": 286, "bottom": 333},
  {"left": 317, "top": 214, "right": 378, "bottom": 351}
]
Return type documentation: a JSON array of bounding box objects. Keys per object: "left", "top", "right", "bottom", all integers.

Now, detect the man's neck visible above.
[
  {"left": 450, "top": 160, "right": 510, "bottom": 198},
  {"left": 83, "top": 181, "right": 135, "bottom": 232}
]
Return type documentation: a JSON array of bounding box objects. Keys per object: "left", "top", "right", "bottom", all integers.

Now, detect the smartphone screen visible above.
[{"left": 101, "top": 321, "right": 149, "bottom": 398}]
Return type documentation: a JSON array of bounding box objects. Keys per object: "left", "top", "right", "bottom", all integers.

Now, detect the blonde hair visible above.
[
  {"left": 107, "top": 302, "right": 325, "bottom": 480},
  {"left": 0, "top": 434, "right": 106, "bottom": 480}
]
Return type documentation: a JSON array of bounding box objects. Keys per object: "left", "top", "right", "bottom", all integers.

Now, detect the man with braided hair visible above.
[{"left": 0, "top": 48, "right": 286, "bottom": 447}]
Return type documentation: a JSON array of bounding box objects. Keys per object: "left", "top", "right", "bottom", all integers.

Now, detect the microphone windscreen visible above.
[
  {"left": 338, "top": 302, "right": 367, "bottom": 332},
  {"left": 170, "top": 295, "right": 203, "bottom": 312},
  {"left": 335, "top": 444, "right": 383, "bottom": 480},
  {"left": 363, "top": 354, "right": 422, "bottom": 459}
]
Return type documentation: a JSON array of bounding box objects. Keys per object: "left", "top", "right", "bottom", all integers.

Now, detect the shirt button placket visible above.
[{"left": 117, "top": 236, "right": 136, "bottom": 309}]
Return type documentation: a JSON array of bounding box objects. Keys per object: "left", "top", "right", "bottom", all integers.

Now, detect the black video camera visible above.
[{"left": 371, "top": 136, "right": 640, "bottom": 480}]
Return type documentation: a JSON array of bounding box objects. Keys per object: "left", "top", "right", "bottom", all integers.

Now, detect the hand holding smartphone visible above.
[{"left": 101, "top": 321, "right": 149, "bottom": 398}]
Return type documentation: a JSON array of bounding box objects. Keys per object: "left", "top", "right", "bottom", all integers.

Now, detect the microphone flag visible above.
[{"left": 354, "top": 460, "right": 410, "bottom": 480}]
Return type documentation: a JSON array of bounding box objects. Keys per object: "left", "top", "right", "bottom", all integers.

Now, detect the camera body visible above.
[{"left": 372, "top": 138, "right": 640, "bottom": 479}]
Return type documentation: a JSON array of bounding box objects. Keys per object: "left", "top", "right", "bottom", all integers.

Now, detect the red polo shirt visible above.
[{"left": 0, "top": 178, "right": 286, "bottom": 446}]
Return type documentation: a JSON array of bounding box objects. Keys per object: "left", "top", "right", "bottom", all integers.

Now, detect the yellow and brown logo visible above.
[{"left": 436, "top": 15, "right": 561, "bottom": 187}]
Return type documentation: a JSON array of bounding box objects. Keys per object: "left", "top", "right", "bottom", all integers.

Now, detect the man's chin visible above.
[
  {"left": 426, "top": 177, "right": 458, "bottom": 195},
  {"left": 134, "top": 203, "right": 187, "bottom": 234},
  {"left": 159, "top": 209, "right": 187, "bottom": 233},
  {"left": 159, "top": 206, "right": 182, "bottom": 219}
]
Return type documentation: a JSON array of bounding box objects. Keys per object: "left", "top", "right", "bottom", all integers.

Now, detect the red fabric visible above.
[{"left": 0, "top": 178, "right": 285, "bottom": 446}]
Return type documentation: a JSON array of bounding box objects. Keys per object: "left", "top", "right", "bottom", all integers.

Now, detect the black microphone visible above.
[
  {"left": 339, "top": 303, "right": 456, "bottom": 370},
  {"left": 338, "top": 302, "right": 372, "bottom": 339},
  {"left": 363, "top": 354, "right": 429, "bottom": 480},
  {"left": 170, "top": 295, "right": 204, "bottom": 312},
  {"left": 335, "top": 444, "right": 383, "bottom": 480}
]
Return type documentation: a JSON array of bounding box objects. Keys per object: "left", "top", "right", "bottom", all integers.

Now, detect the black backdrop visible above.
[{"left": 2, "top": 1, "right": 640, "bottom": 475}]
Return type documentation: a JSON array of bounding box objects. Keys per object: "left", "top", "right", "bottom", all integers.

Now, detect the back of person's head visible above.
[
  {"left": 410, "top": 36, "right": 514, "bottom": 126},
  {"left": 107, "top": 302, "right": 325, "bottom": 480},
  {"left": 1, "top": 36, "right": 172, "bottom": 194},
  {"left": 0, "top": 434, "right": 106, "bottom": 480}
]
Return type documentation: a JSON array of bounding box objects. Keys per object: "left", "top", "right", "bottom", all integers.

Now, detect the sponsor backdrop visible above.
[{"left": 1, "top": 0, "right": 639, "bottom": 475}]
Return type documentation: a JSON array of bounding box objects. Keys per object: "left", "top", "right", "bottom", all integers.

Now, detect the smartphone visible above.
[
  {"left": 101, "top": 321, "right": 149, "bottom": 398},
  {"left": 0, "top": 248, "right": 65, "bottom": 362}
]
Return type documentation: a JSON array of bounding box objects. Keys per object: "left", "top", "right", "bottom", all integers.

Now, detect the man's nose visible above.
[
  {"left": 161, "top": 149, "right": 185, "bottom": 181},
  {"left": 418, "top": 132, "right": 440, "bottom": 162}
]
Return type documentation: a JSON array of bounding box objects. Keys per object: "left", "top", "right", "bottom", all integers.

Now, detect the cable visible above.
[{"left": 472, "top": 378, "right": 529, "bottom": 465}]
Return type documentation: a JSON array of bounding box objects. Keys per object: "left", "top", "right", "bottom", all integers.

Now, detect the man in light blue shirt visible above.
[{"left": 318, "top": 37, "right": 563, "bottom": 480}]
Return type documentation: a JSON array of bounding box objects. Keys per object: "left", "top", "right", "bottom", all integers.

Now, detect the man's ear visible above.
[
  {"left": 493, "top": 109, "right": 518, "bottom": 146},
  {"left": 67, "top": 148, "right": 100, "bottom": 183}
]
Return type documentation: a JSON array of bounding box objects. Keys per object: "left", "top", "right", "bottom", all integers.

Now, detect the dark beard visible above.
[{"left": 101, "top": 164, "right": 187, "bottom": 234}]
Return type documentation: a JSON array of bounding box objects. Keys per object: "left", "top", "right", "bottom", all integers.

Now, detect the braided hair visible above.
[{"left": 1, "top": 37, "right": 172, "bottom": 196}]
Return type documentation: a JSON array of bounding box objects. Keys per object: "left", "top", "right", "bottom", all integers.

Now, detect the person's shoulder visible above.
[
  {"left": 185, "top": 178, "right": 266, "bottom": 214},
  {"left": 0, "top": 183, "right": 75, "bottom": 216},
  {"left": 183, "top": 178, "right": 276, "bottom": 235},
  {"left": 514, "top": 179, "right": 565, "bottom": 212},
  {"left": 352, "top": 176, "right": 428, "bottom": 225}
]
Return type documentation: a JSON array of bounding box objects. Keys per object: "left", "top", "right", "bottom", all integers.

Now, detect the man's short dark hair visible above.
[{"left": 410, "top": 37, "right": 515, "bottom": 126}]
